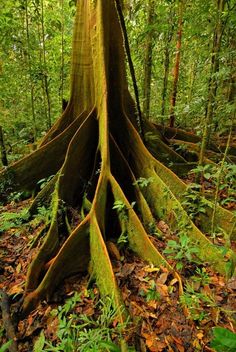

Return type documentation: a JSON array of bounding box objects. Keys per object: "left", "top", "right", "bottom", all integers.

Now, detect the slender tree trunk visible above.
[
  {"left": 227, "top": 35, "right": 236, "bottom": 104},
  {"left": 161, "top": 5, "right": 175, "bottom": 120},
  {"left": 115, "top": 0, "right": 144, "bottom": 139},
  {"left": 142, "top": 0, "right": 155, "bottom": 119},
  {"left": 25, "top": 0, "right": 37, "bottom": 141},
  {"left": 188, "top": 62, "right": 196, "bottom": 104},
  {"left": 169, "top": 0, "right": 184, "bottom": 128},
  {"left": 0, "top": 126, "right": 8, "bottom": 167},
  {"left": 40, "top": 0, "right": 51, "bottom": 129},
  {"left": 37, "top": 22, "right": 48, "bottom": 126},
  {"left": 199, "top": 0, "right": 226, "bottom": 166}
]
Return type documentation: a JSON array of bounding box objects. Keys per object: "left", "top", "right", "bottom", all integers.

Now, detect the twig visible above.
[{"left": 0, "top": 290, "right": 18, "bottom": 352}]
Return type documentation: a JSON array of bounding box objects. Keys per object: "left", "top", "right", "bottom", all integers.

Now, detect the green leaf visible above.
[
  {"left": 211, "top": 327, "right": 236, "bottom": 350},
  {"left": 99, "top": 341, "right": 121, "bottom": 351},
  {"left": 176, "top": 262, "right": 183, "bottom": 271},
  {"left": 204, "top": 173, "right": 211, "bottom": 180},
  {"left": 33, "top": 331, "right": 45, "bottom": 352},
  {"left": 166, "top": 240, "right": 178, "bottom": 247},
  {"left": 0, "top": 340, "right": 12, "bottom": 352}
]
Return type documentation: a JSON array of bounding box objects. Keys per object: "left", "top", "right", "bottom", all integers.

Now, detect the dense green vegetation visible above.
[
  {"left": 1, "top": 0, "right": 235, "bottom": 163},
  {"left": 0, "top": 0, "right": 76, "bottom": 161}
]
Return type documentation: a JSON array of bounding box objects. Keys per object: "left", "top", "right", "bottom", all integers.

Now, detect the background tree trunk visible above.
[
  {"left": 142, "top": 0, "right": 155, "bottom": 119},
  {"left": 199, "top": 0, "right": 226, "bottom": 166},
  {"left": 25, "top": 0, "right": 37, "bottom": 141},
  {"left": 161, "top": 4, "right": 175, "bottom": 121},
  {"left": 40, "top": 0, "right": 51, "bottom": 129},
  {"left": 169, "top": 0, "right": 184, "bottom": 128},
  {"left": 0, "top": 126, "right": 8, "bottom": 167}
]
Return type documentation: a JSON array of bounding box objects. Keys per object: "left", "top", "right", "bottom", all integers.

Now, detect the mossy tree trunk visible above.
[{"left": 0, "top": 0, "right": 235, "bottom": 336}]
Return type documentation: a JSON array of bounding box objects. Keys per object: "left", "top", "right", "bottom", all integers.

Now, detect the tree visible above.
[
  {"left": 142, "top": 0, "right": 155, "bottom": 119},
  {"left": 160, "top": 2, "right": 175, "bottom": 120},
  {"left": 169, "top": 0, "right": 184, "bottom": 128},
  {"left": 199, "top": 0, "right": 226, "bottom": 165},
  {"left": 0, "top": 0, "right": 235, "bottom": 336}
]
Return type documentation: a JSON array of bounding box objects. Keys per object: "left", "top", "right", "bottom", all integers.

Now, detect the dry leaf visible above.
[
  {"left": 16, "top": 262, "right": 21, "bottom": 274},
  {"left": 169, "top": 278, "right": 178, "bottom": 286},
  {"left": 144, "top": 266, "right": 160, "bottom": 273},
  {"left": 196, "top": 331, "right": 204, "bottom": 340},
  {"left": 227, "top": 277, "right": 236, "bottom": 290},
  {"left": 8, "top": 284, "right": 24, "bottom": 295},
  {"left": 157, "top": 272, "right": 168, "bottom": 285},
  {"left": 176, "top": 343, "right": 185, "bottom": 352}
]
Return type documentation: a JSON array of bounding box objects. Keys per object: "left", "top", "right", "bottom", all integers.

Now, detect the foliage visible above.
[
  {"left": 33, "top": 293, "right": 132, "bottom": 352},
  {"left": 34, "top": 206, "right": 51, "bottom": 223},
  {"left": 0, "top": 207, "right": 29, "bottom": 232},
  {"left": 180, "top": 281, "right": 216, "bottom": 321},
  {"left": 112, "top": 200, "right": 136, "bottom": 245},
  {"left": 133, "top": 177, "right": 154, "bottom": 188},
  {"left": 163, "top": 233, "right": 200, "bottom": 271},
  {"left": 191, "top": 163, "right": 236, "bottom": 207},
  {"left": 112, "top": 200, "right": 127, "bottom": 215},
  {"left": 144, "top": 280, "right": 161, "bottom": 302},
  {"left": 190, "top": 267, "right": 210, "bottom": 286},
  {"left": 0, "top": 0, "right": 76, "bottom": 157},
  {"left": 37, "top": 175, "right": 54, "bottom": 190},
  {"left": 0, "top": 0, "right": 234, "bottom": 165},
  {"left": 211, "top": 327, "right": 236, "bottom": 352},
  {"left": 182, "top": 183, "right": 211, "bottom": 220},
  {"left": 0, "top": 340, "right": 13, "bottom": 352}
]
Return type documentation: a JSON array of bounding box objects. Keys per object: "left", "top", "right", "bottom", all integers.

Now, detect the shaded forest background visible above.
[{"left": 0, "top": 0, "right": 235, "bottom": 165}]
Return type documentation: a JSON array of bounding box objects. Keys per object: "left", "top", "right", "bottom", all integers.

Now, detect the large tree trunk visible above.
[{"left": 0, "top": 1, "right": 235, "bottom": 342}]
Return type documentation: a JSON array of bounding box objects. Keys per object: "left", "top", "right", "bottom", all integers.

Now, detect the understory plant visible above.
[
  {"left": 182, "top": 183, "right": 211, "bottom": 220},
  {"left": 0, "top": 207, "right": 29, "bottom": 233},
  {"left": 180, "top": 281, "right": 216, "bottom": 322},
  {"left": 163, "top": 233, "right": 200, "bottom": 271},
  {"left": 34, "top": 293, "right": 133, "bottom": 352},
  {"left": 191, "top": 162, "right": 236, "bottom": 207}
]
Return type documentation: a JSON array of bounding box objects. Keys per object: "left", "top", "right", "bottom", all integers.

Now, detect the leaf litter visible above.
[{"left": 0, "top": 201, "right": 235, "bottom": 351}]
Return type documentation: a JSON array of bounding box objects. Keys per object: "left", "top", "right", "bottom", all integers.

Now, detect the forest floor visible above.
[{"left": 0, "top": 176, "right": 236, "bottom": 352}]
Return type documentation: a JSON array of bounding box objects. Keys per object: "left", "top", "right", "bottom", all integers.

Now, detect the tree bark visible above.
[
  {"left": 169, "top": 0, "right": 184, "bottom": 128},
  {"left": 142, "top": 0, "right": 155, "bottom": 119},
  {"left": 161, "top": 4, "right": 175, "bottom": 120},
  {"left": 199, "top": 0, "right": 226, "bottom": 166},
  {"left": 40, "top": 0, "right": 52, "bottom": 129},
  {"left": 25, "top": 0, "right": 37, "bottom": 141},
  {"left": 0, "top": 126, "right": 8, "bottom": 166}
]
